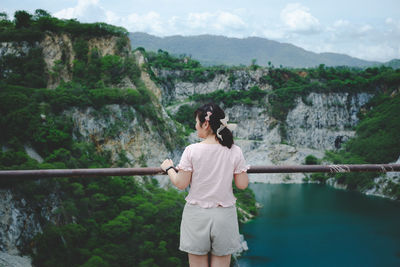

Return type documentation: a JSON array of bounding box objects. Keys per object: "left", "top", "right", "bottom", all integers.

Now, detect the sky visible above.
[{"left": 2, "top": 0, "right": 400, "bottom": 62}]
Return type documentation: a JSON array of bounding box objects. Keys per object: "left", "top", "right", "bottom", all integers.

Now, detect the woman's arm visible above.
[
  {"left": 161, "top": 159, "right": 192, "bottom": 190},
  {"left": 168, "top": 170, "right": 192, "bottom": 190},
  {"left": 234, "top": 172, "right": 249, "bottom": 189}
]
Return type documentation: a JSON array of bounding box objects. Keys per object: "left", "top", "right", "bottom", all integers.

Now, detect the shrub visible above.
[{"left": 305, "top": 155, "right": 319, "bottom": 165}]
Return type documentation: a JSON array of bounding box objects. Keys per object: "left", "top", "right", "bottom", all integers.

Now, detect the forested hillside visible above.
[{"left": 0, "top": 10, "right": 256, "bottom": 267}]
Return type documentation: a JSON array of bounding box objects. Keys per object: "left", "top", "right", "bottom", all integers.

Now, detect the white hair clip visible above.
[
  {"left": 205, "top": 111, "right": 212, "bottom": 121},
  {"left": 216, "top": 116, "right": 237, "bottom": 141}
]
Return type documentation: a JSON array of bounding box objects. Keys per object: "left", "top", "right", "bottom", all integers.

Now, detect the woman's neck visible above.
[{"left": 201, "top": 135, "right": 219, "bottom": 144}]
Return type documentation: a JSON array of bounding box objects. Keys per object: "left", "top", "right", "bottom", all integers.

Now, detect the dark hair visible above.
[{"left": 194, "top": 103, "right": 234, "bottom": 148}]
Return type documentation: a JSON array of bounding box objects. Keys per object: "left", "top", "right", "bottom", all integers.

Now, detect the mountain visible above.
[
  {"left": 129, "top": 32, "right": 382, "bottom": 68},
  {"left": 385, "top": 59, "right": 400, "bottom": 69}
]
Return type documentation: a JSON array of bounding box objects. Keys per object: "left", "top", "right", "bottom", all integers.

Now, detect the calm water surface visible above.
[{"left": 238, "top": 183, "right": 400, "bottom": 267}]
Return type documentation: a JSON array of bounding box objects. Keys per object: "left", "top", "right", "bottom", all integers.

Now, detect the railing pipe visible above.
[{"left": 0, "top": 164, "right": 399, "bottom": 179}]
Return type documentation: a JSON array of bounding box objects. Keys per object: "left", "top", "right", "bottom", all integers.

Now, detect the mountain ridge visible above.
[{"left": 129, "top": 32, "right": 388, "bottom": 68}]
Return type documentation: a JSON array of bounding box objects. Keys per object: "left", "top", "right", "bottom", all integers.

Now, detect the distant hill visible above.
[
  {"left": 385, "top": 59, "right": 400, "bottom": 69},
  {"left": 129, "top": 32, "right": 389, "bottom": 68}
]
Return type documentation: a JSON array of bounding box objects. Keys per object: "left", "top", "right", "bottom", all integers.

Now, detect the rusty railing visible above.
[{"left": 0, "top": 164, "right": 399, "bottom": 179}]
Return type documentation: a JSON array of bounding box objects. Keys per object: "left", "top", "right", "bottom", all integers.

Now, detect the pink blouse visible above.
[{"left": 176, "top": 143, "right": 249, "bottom": 208}]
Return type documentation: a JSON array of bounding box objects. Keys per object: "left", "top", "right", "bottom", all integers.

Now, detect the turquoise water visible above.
[{"left": 238, "top": 183, "right": 400, "bottom": 267}]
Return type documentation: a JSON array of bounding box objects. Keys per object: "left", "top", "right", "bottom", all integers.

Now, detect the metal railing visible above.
[{"left": 1, "top": 164, "right": 399, "bottom": 179}]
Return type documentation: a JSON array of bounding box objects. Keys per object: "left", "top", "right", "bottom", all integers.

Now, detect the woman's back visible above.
[{"left": 177, "top": 143, "right": 248, "bottom": 208}]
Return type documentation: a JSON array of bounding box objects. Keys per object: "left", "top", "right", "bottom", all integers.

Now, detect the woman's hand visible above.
[
  {"left": 161, "top": 159, "right": 174, "bottom": 172},
  {"left": 161, "top": 159, "right": 191, "bottom": 190}
]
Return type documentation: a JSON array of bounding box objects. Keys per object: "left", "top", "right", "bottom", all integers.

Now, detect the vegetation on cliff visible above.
[
  {"left": 1, "top": 10, "right": 258, "bottom": 266},
  {"left": 0, "top": 9, "right": 127, "bottom": 43},
  {"left": 322, "top": 94, "right": 400, "bottom": 199},
  {"left": 144, "top": 51, "right": 400, "bottom": 199},
  {"left": 153, "top": 51, "right": 399, "bottom": 130},
  {"left": 141, "top": 48, "right": 232, "bottom": 84},
  {"left": 0, "top": 58, "right": 188, "bottom": 266},
  {"left": 266, "top": 65, "right": 399, "bottom": 197}
]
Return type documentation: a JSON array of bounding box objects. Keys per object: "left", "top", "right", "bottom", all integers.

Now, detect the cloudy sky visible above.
[{"left": 2, "top": 0, "right": 400, "bottom": 62}]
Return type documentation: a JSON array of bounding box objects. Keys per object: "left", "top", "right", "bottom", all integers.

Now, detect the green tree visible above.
[
  {"left": 80, "top": 256, "right": 109, "bottom": 267},
  {"left": 305, "top": 155, "right": 318, "bottom": 165},
  {"left": 0, "top": 12, "right": 9, "bottom": 21},
  {"left": 14, "top": 10, "right": 32, "bottom": 28},
  {"left": 34, "top": 9, "right": 51, "bottom": 20}
]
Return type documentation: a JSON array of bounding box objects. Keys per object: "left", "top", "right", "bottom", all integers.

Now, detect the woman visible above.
[{"left": 161, "top": 103, "right": 249, "bottom": 267}]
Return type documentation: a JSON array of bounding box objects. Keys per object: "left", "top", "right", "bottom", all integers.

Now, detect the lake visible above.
[{"left": 237, "top": 183, "right": 400, "bottom": 267}]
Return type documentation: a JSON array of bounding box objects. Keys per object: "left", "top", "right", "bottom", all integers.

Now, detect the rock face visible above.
[
  {"left": 363, "top": 156, "right": 400, "bottom": 199},
  {"left": 0, "top": 189, "right": 61, "bottom": 256},
  {"left": 134, "top": 51, "right": 163, "bottom": 101},
  {"left": 155, "top": 68, "right": 271, "bottom": 103},
  {"left": 0, "top": 42, "right": 34, "bottom": 57},
  {"left": 158, "top": 68, "right": 374, "bottom": 163},
  {"left": 286, "top": 92, "right": 373, "bottom": 150},
  {"left": 64, "top": 104, "right": 173, "bottom": 168},
  {"left": 326, "top": 156, "right": 400, "bottom": 198},
  {"left": 40, "top": 33, "right": 75, "bottom": 88},
  {"left": 42, "top": 33, "right": 130, "bottom": 89},
  {"left": 1, "top": 33, "right": 130, "bottom": 89},
  {"left": 167, "top": 91, "right": 371, "bottom": 183},
  {"left": 0, "top": 252, "right": 32, "bottom": 267}
]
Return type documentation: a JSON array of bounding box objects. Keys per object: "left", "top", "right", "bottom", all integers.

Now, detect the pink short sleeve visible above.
[
  {"left": 176, "top": 146, "right": 193, "bottom": 172},
  {"left": 234, "top": 147, "right": 250, "bottom": 174}
]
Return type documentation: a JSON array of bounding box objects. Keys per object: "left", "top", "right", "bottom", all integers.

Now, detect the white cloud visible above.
[
  {"left": 259, "top": 27, "right": 286, "bottom": 40},
  {"left": 187, "top": 12, "right": 214, "bottom": 29},
  {"left": 333, "top": 19, "right": 350, "bottom": 28},
  {"left": 54, "top": 0, "right": 166, "bottom": 35},
  {"left": 351, "top": 43, "right": 399, "bottom": 62},
  {"left": 152, "top": 11, "right": 248, "bottom": 37},
  {"left": 280, "top": 3, "right": 321, "bottom": 34},
  {"left": 359, "top": 25, "right": 372, "bottom": 33},
  {"left": 105, "top": 10, "right": 119, "bottom": 24},
  {"left": 386, "top": 17, "right": 400, "bottom": 32},
  {"left": 329, "top": 20, "right": 375, "bottom": 41},
  {"left": 185, "top": 11, "right": 246, "bottom": 35},
  {"left": 294, "top": 18, "right": 400, "bottom": 62},
  {"left": 124, "top": 12, "right": 164, "bottom": 35},
  {"left": 53, "top": 2, "right": 248, "bottom": 37},
  {"left": 53, "top": 0, "right": 106, "bottom": 22},
  {"left": 332, "top": 19, "right": 400, "bottom": 45},
  {"left": 215, "top": 12, "right": 246, "bottom": 30}
]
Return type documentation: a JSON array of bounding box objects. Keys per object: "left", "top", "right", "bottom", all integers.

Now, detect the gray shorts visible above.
[{"left": 179, "top": 203, "right": 241, "bottom": 256}]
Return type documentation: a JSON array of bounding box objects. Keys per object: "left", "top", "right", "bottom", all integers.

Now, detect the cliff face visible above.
[
  {"left": 42, "top": 33, "right": 130, "bottom": 89},
  {"left": 229, "top": 93, "right": 373, "bottom": 183},
  {"left": 1, "top": 32, "right": 130, "bottom": 89},
  {"left": 0, "top": 42, "right": 34, "bottom": 58},
  {"left": 0, "top": 188, "right": 61, "bottom": 266},
  {"left": 364, "top": 156, "right": 400, "bottom": 199},
  {"left": 155, "top": 68, "right": 271, "bottom": 103},
  {"left": 286, "top": 92, "right": 373, "bottom": 150},
  {"left": 1, "top": 33, "right": 175, "bottom": 167},
  {"left": 161, "top": 69, "right": 377, "bottom": 183},
  {"left": 64, "top": 104, "right": 173, "bottom": 168},
  {"left": 40, "top": 33, "right": 75, "bottom": 88}
]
